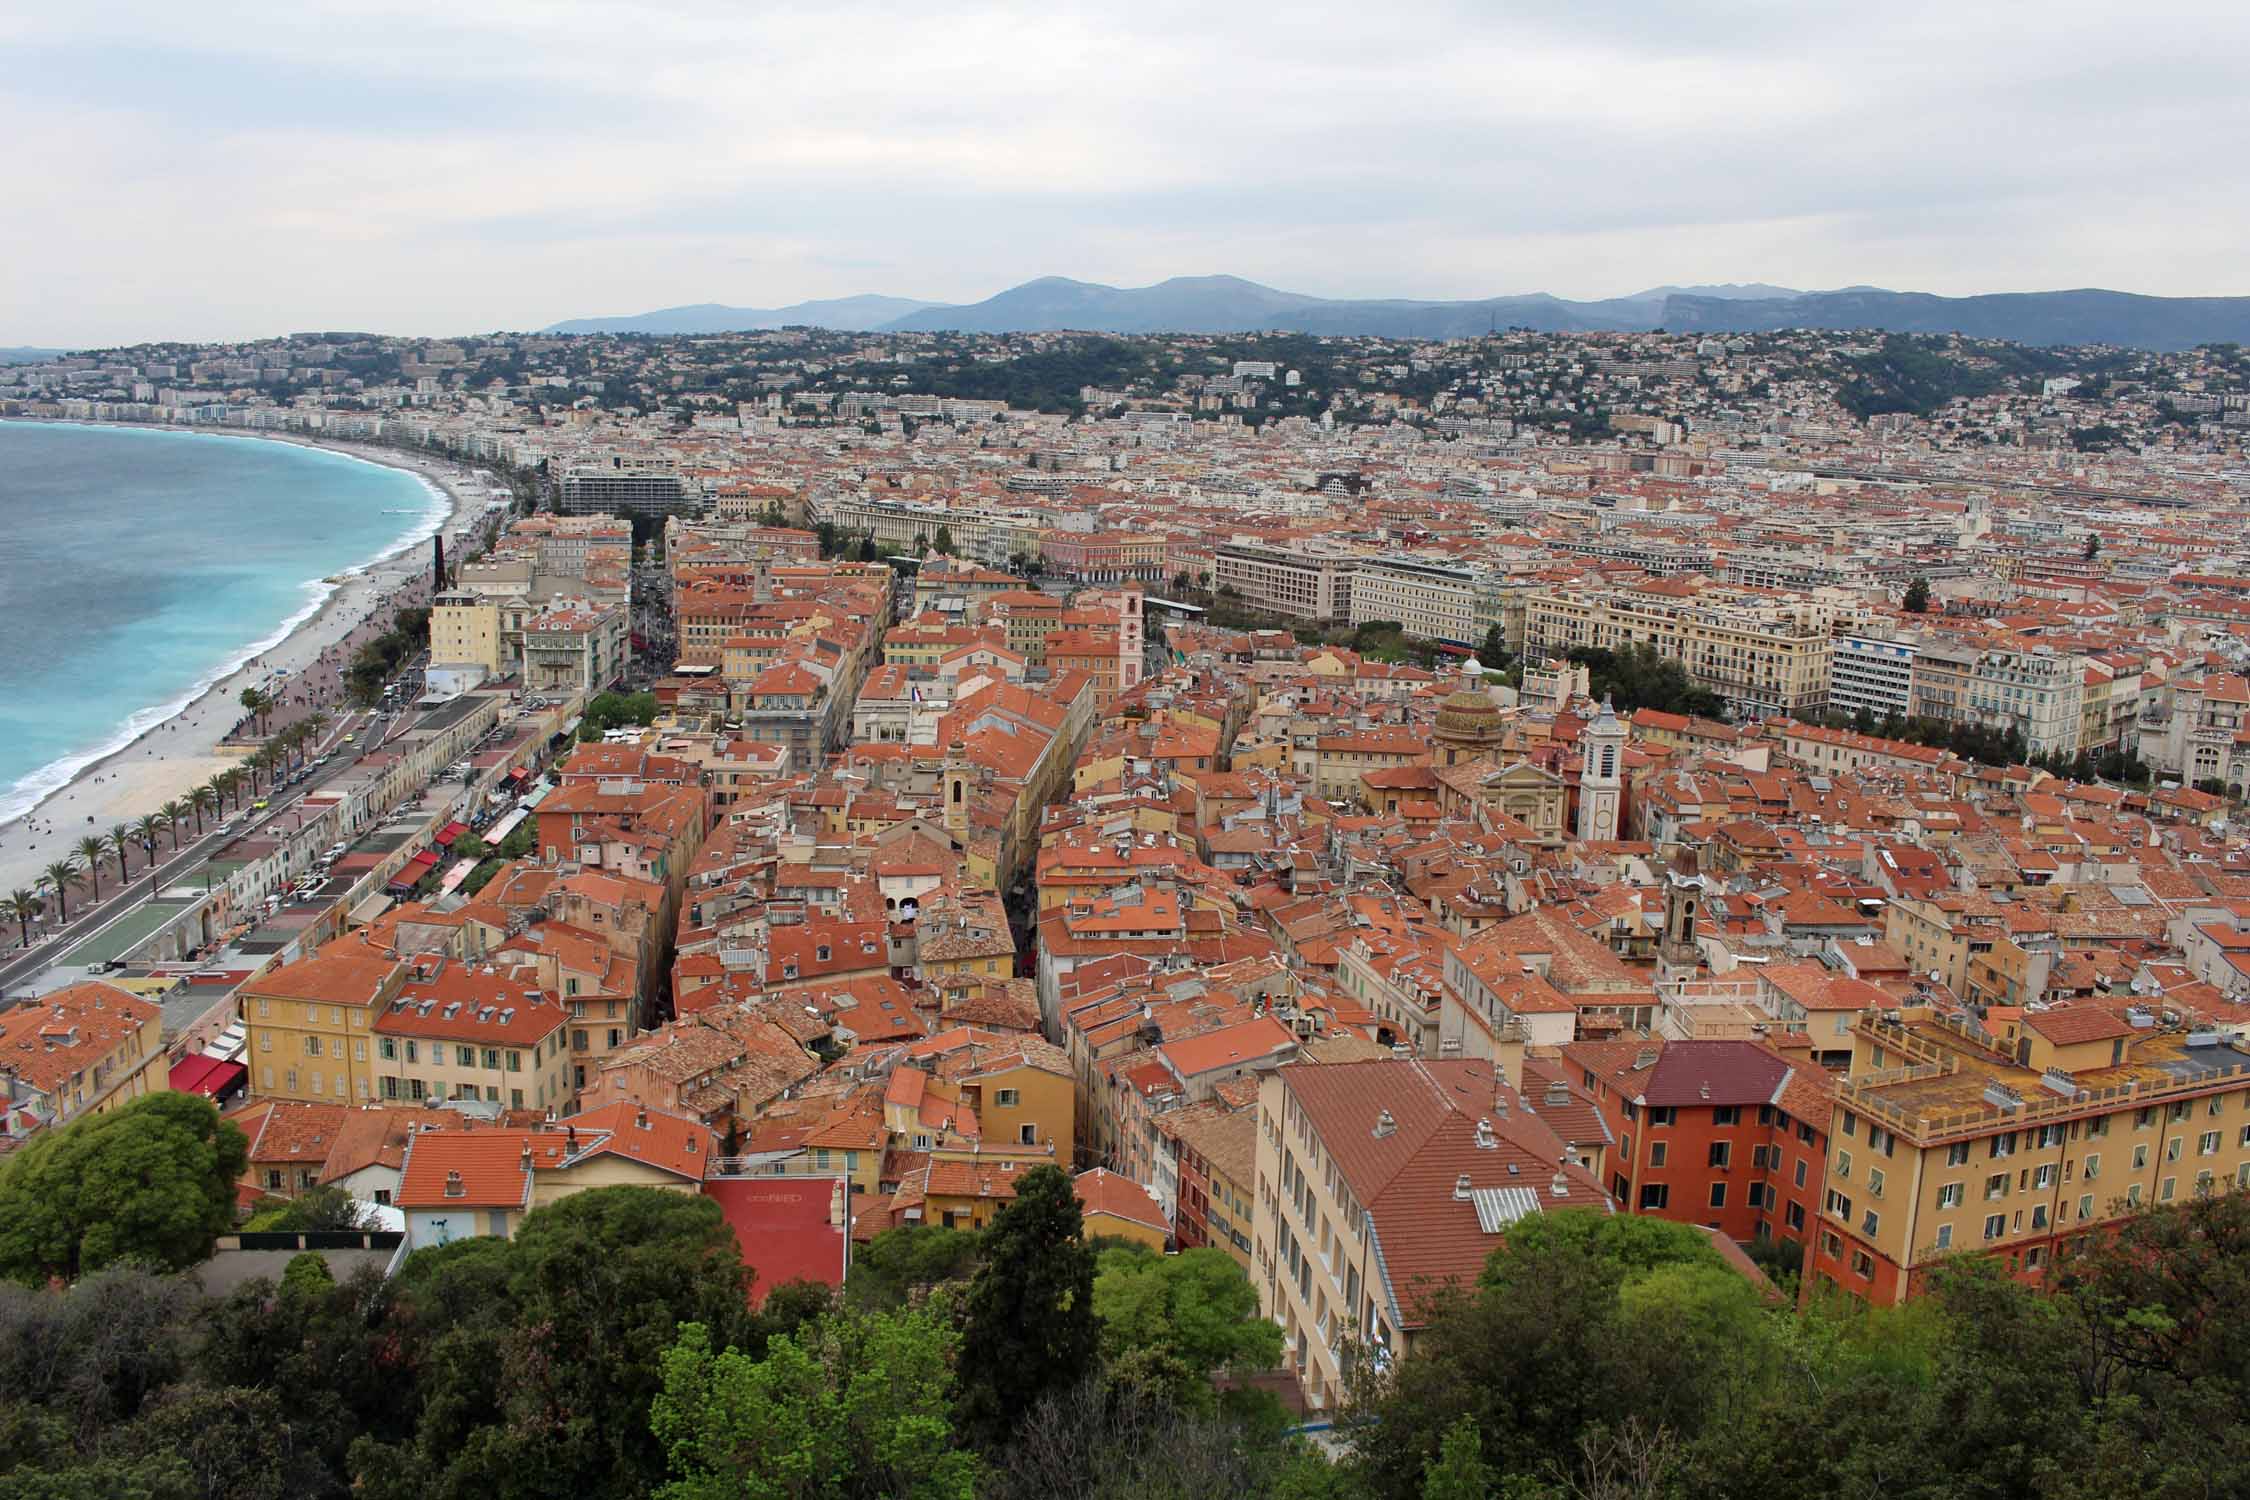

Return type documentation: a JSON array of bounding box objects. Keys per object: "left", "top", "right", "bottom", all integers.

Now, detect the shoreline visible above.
[{"left": 0, "top": 419, "right": 496, "bottom": 897}]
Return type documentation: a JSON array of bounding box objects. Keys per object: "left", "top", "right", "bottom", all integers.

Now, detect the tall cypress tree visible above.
[{"left": 957, "top": 1164, "right": 1098, "bottom": 1451}]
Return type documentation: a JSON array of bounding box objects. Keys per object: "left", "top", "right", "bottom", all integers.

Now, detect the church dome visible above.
[{"left": 1435, "top": 669, "right": 1504, "bottom": 749}]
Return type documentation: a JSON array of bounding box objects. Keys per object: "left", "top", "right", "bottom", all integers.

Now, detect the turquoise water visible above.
[{"left": 0, "top": 421, "right": 446, "bottom": 819}]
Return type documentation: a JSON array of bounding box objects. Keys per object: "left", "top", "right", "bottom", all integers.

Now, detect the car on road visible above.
[{"left": 252, "top": 799, "right": 270, "bottom": 811}]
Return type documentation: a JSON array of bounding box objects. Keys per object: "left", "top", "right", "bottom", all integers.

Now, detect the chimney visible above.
[
  {"left": 566, "top": 1125, "right": 578, "bottom": 1153},
  {"left": 1550, "top": 1172, "right": 1569, "bottom": 1197},
  {"left": 1474, "top": 1118, "right": 1496, "bottom": 1150},
  {"left": 1698, "top": 1083, "right": 1711, "bottom": 1100},
  {"left": 636, "top": 1107, "right": 649, "bottom": 1130},
  {"left": 1372, "top": 1108, "right": 1396, "bottom": 1138},
  {"left": 443, "top": 1170, "right": 465, "bottom": 1198},
  {"left": 1452, "top": 1173, "right": 1472, "bottom": 1200}
]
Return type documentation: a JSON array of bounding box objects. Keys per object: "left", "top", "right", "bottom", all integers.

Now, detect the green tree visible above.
[
  {"left": 0, "top": 1091, "right": 249, "bottom": 1283},
  {"left": 1902, "top": 576, "right": 1931, "bottom": 613},
  {"left": 1092, "top": 1245, "right": 1283, "bottom": 1413},
  {"left": 934, "top": 524, "right": 955, "bottom": 556},
  {"left": 2083, "top": 531, "right": 2101, "bottom": 560},
  {"left": 6, "top": 888, "right": 42, "bottom": 948},
  {"left": 1421, "top": 1415, "right": 1493, "bottom": 1500},
  {"left": 958, "top": 1164, "right": 1098, "bottom": 1450},
  {"left": 279, "top": 1252, "right": 335, "bottom": 1300},
  {"left": 846, "top": 1224, "right": 981, "bottom": 1311},
  {"left": 72, "top": 835, "right": 107, "bottom": 901},
  {"left": 1475, "top": 624, "right": 1510, "bottom": 672},
  {"left": 40, "top": 860, "right": 80, "bottom": 924},
  {"left": 651, "top": 1307, "right": 978, "bottom": 1500}
]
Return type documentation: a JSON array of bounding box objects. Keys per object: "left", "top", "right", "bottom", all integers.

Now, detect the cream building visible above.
[{"left": 1523, "top": 581, "right": 1838, "bottom": 720}]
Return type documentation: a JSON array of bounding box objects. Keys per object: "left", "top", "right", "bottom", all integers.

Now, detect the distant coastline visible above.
[{"left": 0, "top": 420, "right": 487, "bottom": 892}]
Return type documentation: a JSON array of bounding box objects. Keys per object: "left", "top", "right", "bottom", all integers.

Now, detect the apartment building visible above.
[
  {"left": 430, "top": 590, "right": 506, "bottom": 676},
  {"left": 1828, "top": 634, "right": 1918, "bottom": 719},
  {"left": 0, "top": 982, "right": 168, "bottom": 1138},
  {"left": 1348, "top": 556, "right": 1483, "bottom": 646},
  {"left": 1522, "top": 580, "right": 1836, "bottom": 720},
  {"left": 1213, "top": 541, "right": 1356, "bottom": 622},
  {"left": 239, "top": 947, "right": 407, "bottom": 1102},
  {"left": 557, "top": 457, "right": 698, "bottom": 520},
  {"left": 1251, "top": 1058, "right": 1609, "bottom": 1408},
  {"left": 372, "top": 961, "right": 572, "bottom": 1113},
  {"left": 1811, "top": 1004, "right": 2250, "bottom": 1304},
  {"left": 1909, "top": 642, "right": 2084, "bottom": 757}
]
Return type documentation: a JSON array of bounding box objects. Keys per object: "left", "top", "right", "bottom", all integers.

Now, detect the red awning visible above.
[
  {"left": 408, "top": 850, "right": 441, "bottom": 869},
  {"left": 434, "top": 821, "right": 469, "bottom": 846},
  {"left": 168, "top": 1055, "right": 247, "bottom": 1098},
  {"left": 507, "top": 766, "right": 530, "bottom": 781}
]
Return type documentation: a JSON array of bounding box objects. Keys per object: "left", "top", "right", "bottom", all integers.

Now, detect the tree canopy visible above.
[
  {"left": 0, "top": 1091, "right": 248, "bottom": 1284},
  {"left": 957, "top": 1164, "right": 1099, "bottom": 1449}
]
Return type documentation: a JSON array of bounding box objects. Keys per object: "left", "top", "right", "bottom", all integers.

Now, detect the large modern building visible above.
[
  {"left": 557, "top": 458, "right": 699, "bottom": 521},
  {"left": 1909, "top": 642, "right": 2084, "bottom": 757},
  {"left": 1348, "top": 556, "right": 1484, "bottom": 646},
  {"left": 1828, "top": 634, "right": 1919, "bottom": 720},
  {"left": 1212, "top": 541, "right": 1357, "bottom": 622}
]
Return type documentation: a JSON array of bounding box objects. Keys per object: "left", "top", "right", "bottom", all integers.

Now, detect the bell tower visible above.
[
  {"left": 1576, "top": 698, "right": 1625, "bottom": 843},
  {"left": 1657, "top": 847, "right": 1709, "bottom": 992}
]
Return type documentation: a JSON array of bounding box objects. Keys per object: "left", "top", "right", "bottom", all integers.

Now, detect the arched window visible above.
[{"left": 1600, "top": 745, "right": 1617, "bottom": 778}]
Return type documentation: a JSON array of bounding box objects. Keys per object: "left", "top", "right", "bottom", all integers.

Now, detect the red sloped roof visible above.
[{"left": 704, "top": 1176, "right": 850, "bottom": 1307}]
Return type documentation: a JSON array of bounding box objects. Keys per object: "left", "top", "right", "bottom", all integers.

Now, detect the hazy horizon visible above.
[{"left": 8, "top": 1, "right": 2247, "bottom": 347}]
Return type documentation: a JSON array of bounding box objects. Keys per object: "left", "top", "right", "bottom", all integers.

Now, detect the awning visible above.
[
  {"left": 507, "top": 766, "right": 530, "bottom": 781},
  {"left": 408, "top": 849, "right": 441, "bottom": 870},
  {"left": 434, "top": 820, "right": 470, "bottom": 846},
  {"left": 435, "top": 857, "right": 477, "bottom": 897},
  {"left": 169, "top": 1055, "right": 247, "bottom": 1099},
  {"left": 350, "top": 892, "right": 396, "bottom": 926}
]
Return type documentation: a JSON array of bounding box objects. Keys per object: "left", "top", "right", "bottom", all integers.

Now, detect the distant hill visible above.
[
  {"left": 538, "top": 277, "right": 2250, "bottom": 350},
  {"left": 1660, "top": 288, "right": 2250, "bottom": 352},
  {"left": 0, "top": 347, "right": 66, "bottom": 365},
  {"left": 542, "top": 294, "right": 943, "bottom": 336},
  {"left": 879, "top": 275, "right": 1654, "bottom": 338}
]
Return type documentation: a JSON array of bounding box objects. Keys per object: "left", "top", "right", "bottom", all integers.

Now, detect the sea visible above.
[{"left": 0, "top": 420, "right": 449, "bottom": 821}]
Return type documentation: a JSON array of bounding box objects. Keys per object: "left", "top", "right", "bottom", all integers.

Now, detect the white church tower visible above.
[{"left": 1576, "top": 698, "right": 1625, "bottom": 843}]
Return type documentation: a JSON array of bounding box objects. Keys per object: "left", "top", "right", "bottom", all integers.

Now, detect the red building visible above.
[{"left": 1562, "top": 1037, "right": 1832, "bottom": 1269}]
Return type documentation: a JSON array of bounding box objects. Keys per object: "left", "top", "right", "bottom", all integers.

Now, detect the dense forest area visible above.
[{"left": 4, "top": 1094, "right": 2250, "bottom": 1498}]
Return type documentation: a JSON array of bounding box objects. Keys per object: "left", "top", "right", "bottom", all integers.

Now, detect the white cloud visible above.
[{"left": 5, "top": 0, "right": 2247, "bottom": 343}]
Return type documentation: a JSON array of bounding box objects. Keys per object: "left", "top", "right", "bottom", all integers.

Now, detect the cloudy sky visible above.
[{"left": 6, "top": 0, "right": 2246, "bottom": 346}]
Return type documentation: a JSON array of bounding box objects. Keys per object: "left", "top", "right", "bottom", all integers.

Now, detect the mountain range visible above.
[{"left": 540, "top": 275, "right": 2250, "bottom": 350}]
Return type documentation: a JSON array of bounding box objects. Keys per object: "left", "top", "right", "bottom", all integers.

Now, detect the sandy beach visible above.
[{"left": 0, "top": 430, "right": 500, "bottom": 900}]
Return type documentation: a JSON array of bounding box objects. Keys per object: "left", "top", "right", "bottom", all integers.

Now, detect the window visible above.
[
  {"left": 1985, "top": 1172, "right": 2008, "bottom": 1200},
  {"left": 1825, "top": 1189, "right": 1853, "bottom": 1221},
  {"left": 1712, "top": 1105, "right": 1740, "bottom": 1126},
  {"left": 507, "top": 1051, "right": 522, "bottom": 1073},
  {"left": 2161, "top": 1176, "right": 2177, "bottom": 1202},
  {"left": 1649, "top": 1142, "right": 1668, "bottom": 1167},
  {"left": 1649, "top": 1106, "right": 1677, "bottom": 1127},
  {"left": 1839, "top": 1110, "right": 1856, "bottom": 1138},
  {"left": 2133, "top": 1144, "right": 2149, "bottom": 1170},
  {"left": 1794, "top": 1159, "right": 1808, "bottom": 1189},
  {"left": 2079, "top": 1194, "right": 2095, "bottom": 1220},
  {"left": 2166, "top": 1137, "right": 2183, "bottom": 1163},
  {"left": 995, "top": 1088, "right": 1021, "bottom": 1107},
  {"left": 2200, "top": 1131, "right": 2221, "bottom": 1157},
  {"left": 2032, "top": 1164, "right": 2056, "bottom": 1190},
  {"left": 1984, "top": 1213, "right": 2006, "bottom": 1241},
  {"left": 2084, "top": 1152, "right": 2101, "bottom": 1180},
  {"left": 1639, "top": 1184, "right": 1670, "bottom": 1210},
  {"left": 1990, "top": 1133, "right": 2015, "bottom": 1160},
  {"left": 304, "top": 1036, "right": 322, "bottom": 1057},
  {"left": 1786, "top": 1202, "right": 1806, "bottom": 1232},
  {"left": 457, "top": 1044, "right": 476, "bottom": 1067},
  {"left": 1868, "top": 1167, "right": 1886, "bottom": 1198},
  {"left": 1850, "top": 1250, "right": 1874, "bottom": 1278},
  {"left": 405, "top": 1040, "right": 419, "bottom": 1064},
  {"left": 1708, "top": 1141, "right": 1731, "bottom": 1169},
  {"left": 1835, "top": 1149, "right": 1852, "bottom": 1180},
  {"left": 1019, "top": 1124, "right": 1037, "bottom": 1146},
  {"left": 1708, "top": 1182, "right": 1727, "bottom": 1209},
  {"left": 1861, "top": 1209, "right": 1880, "bottom": 1237},
  {"left": 380, "top": 1037, "right": 397, "bottom": 1060},
  {"left": 1938, "top": 1182, "right": 1964, "bottom": 1209},
  {"left": 1946, "top": 1141, "right": 1971, "bottom": 1166}
]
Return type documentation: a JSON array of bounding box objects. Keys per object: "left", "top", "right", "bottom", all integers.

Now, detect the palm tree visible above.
[
  {"left": 134, "top": 813, "right": 166, "bottom": 866},
  {"left": 73, "top": 837, "right": 106, "bottom": 901},
  {"left": 6, "top": 889, "right": 41, "bottom": 948},
  {"left": 240, "top": 686, "right": 273, "bottom": 735},
  {"left": 159, "top": 800, "right": 187, "bottom": 849},
  {"left": 41, "top": 860, "right": 79, "bottom": 924},
  {"left": 211, "top": 771, "right": 238, "bottom": 811},
  {"left": 190, "top": 785, "right": 217, "bottom": 832},
  {"left": 306, "top": 709, "right": 332, "bottom": 746},
  {"left": 106, "top": 824, "right": 133, "bottom": 884}
]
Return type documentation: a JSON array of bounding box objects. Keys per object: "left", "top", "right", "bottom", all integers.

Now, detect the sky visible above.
[{"left": 6, "top": 0, "right": 2248, "bottom": 346}]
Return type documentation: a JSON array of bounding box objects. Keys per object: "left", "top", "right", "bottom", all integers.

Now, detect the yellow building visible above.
[
  {"left": 1523, "top": 579, "right": 1837, "bottom": 720},
  {"left": 239, "top": 947, "right": 407, "bottom": 1103},
  {"left": 1884, "top": 894, "right": 2007, "bottom": 995},
  {"left": 0, "top": 980, "right": 168, "bottom": 1134},
  {"left": 1812, "top": 1004, "right": 2250, "bottom": 1305},
  {"left": 944, "top": 1038, "right": 1078, "bottom": 1160},
  {"left": 1074, "top": 1167, "right": 1170, "bottom": 1249},
  {"left": 430, "top": 591, "right": 506, "bottom": 675}
]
